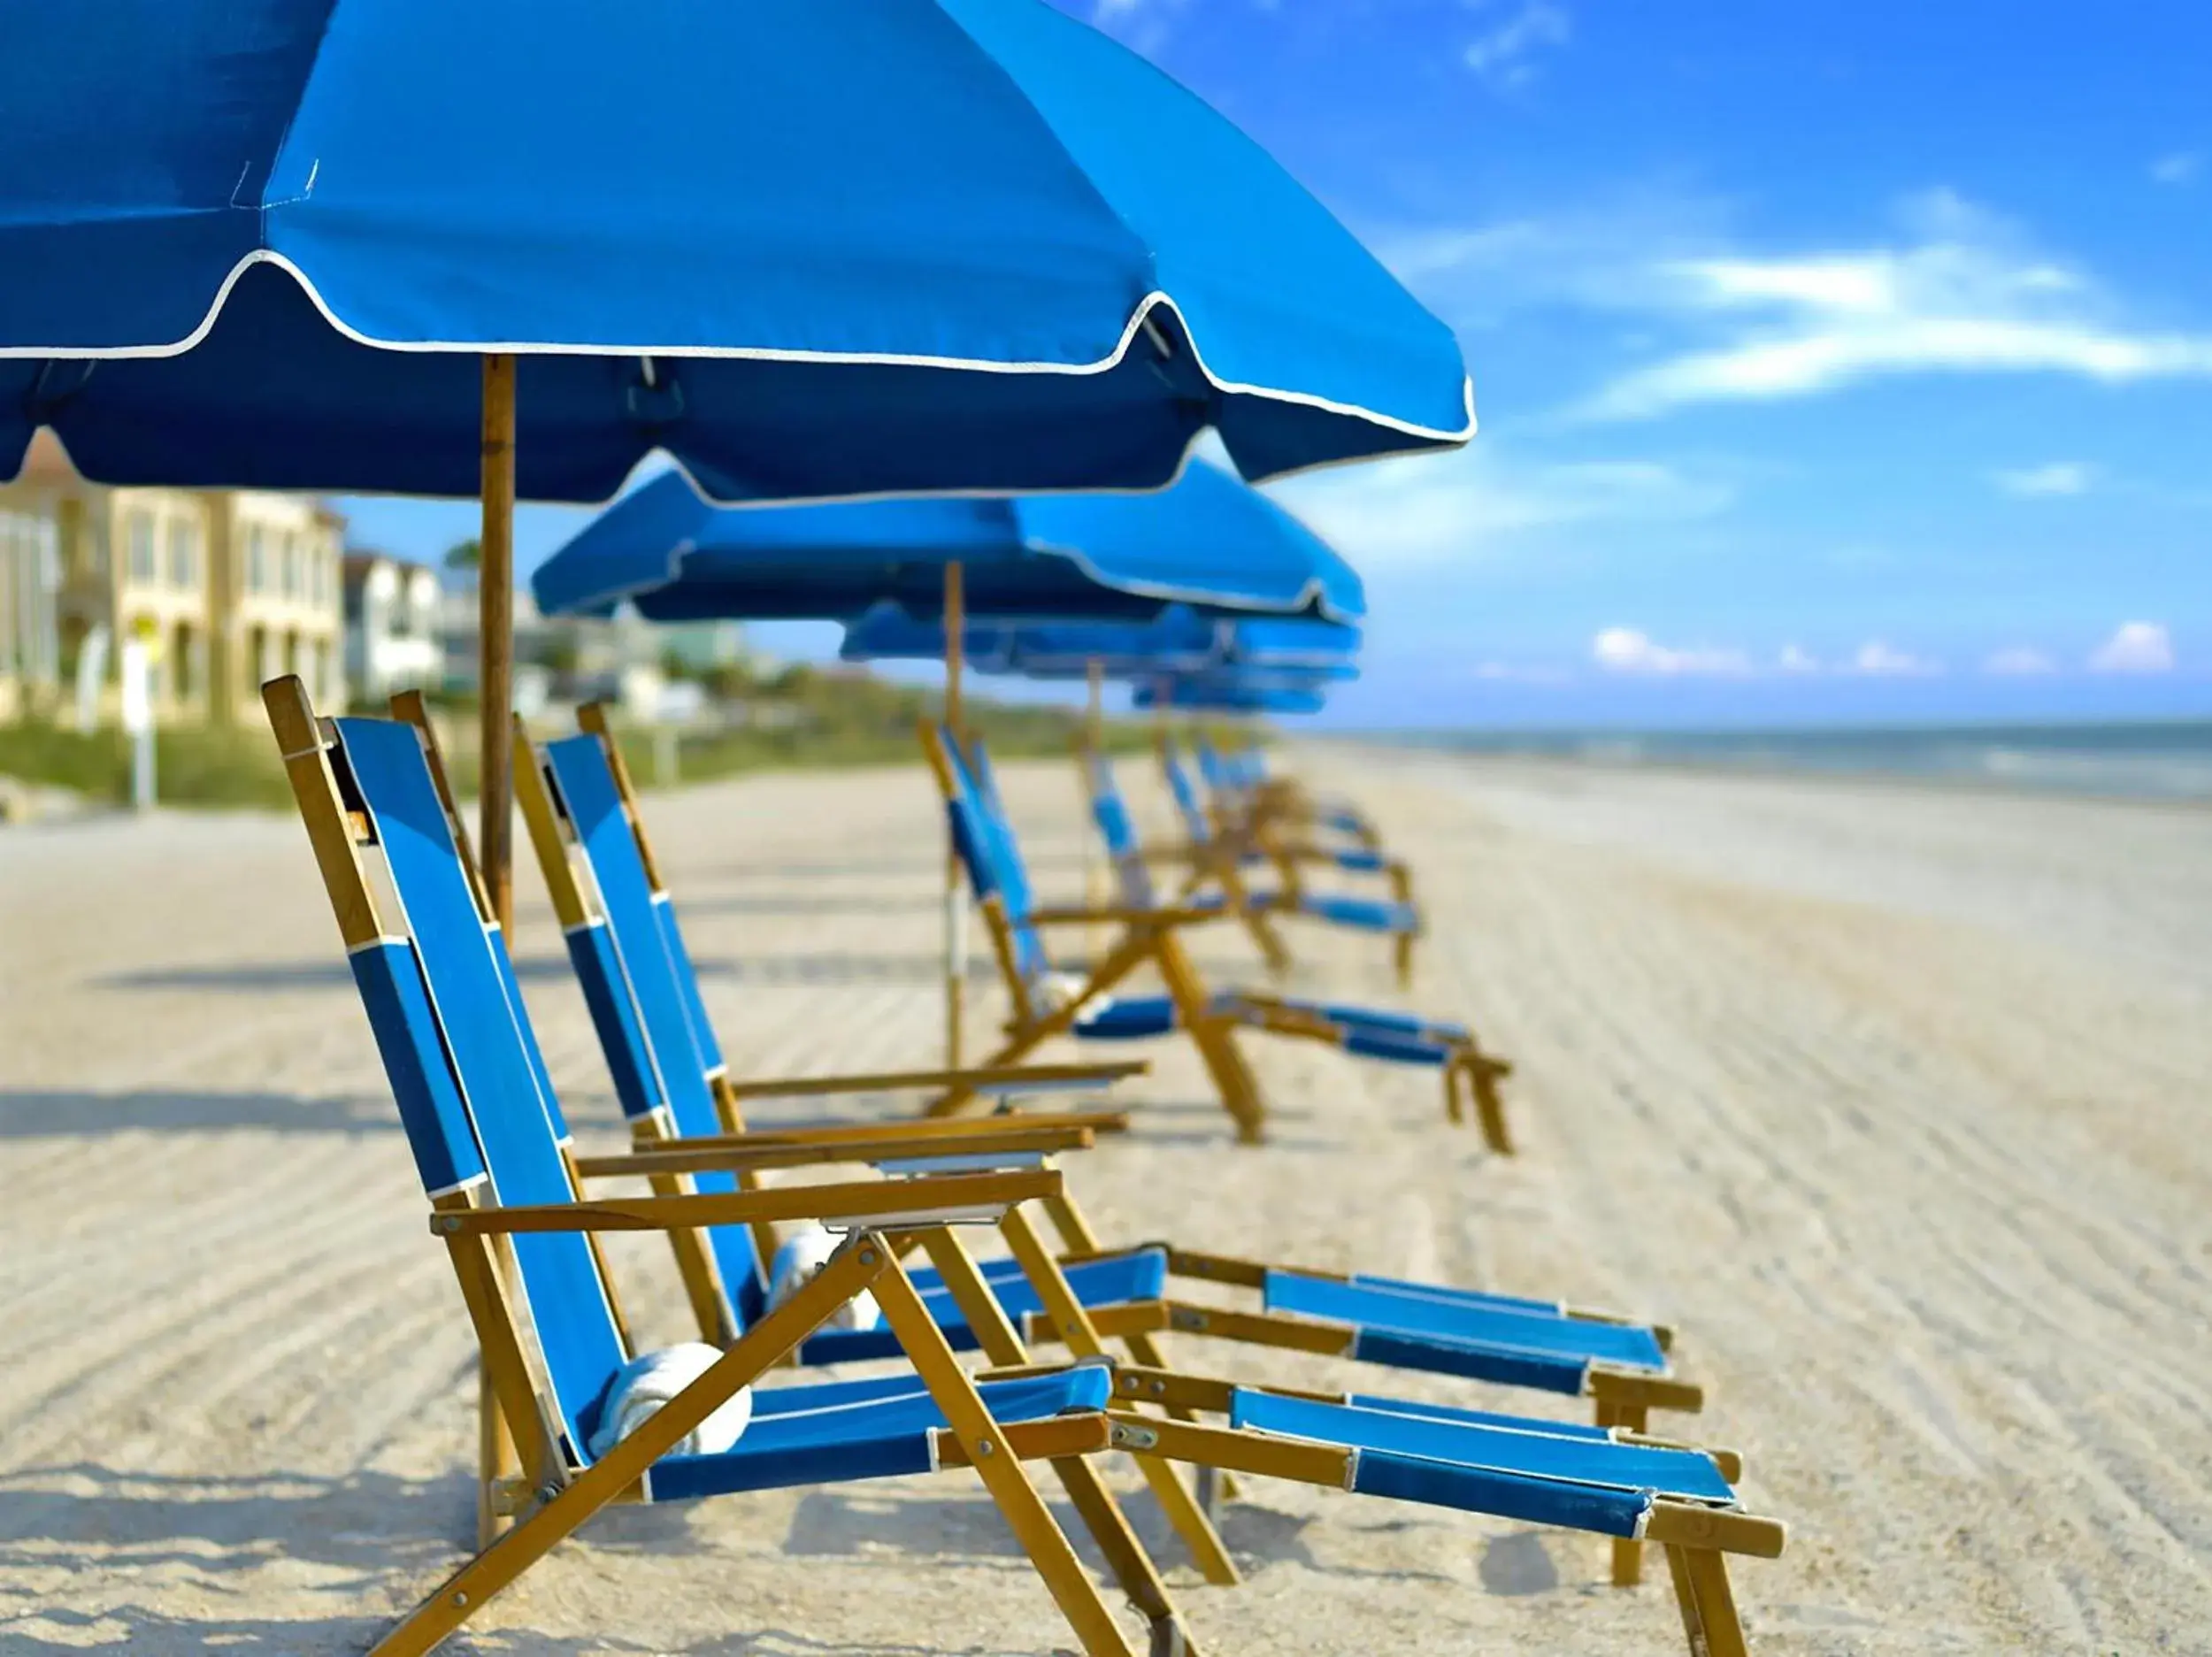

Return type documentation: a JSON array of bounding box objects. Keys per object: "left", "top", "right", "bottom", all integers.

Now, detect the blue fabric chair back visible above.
[
  {"left": 1157, "top": 742, "right": 1214, "bottom": 846},
  {"left": 1080, "top": 749, "right": 1157, "bottom": 908},
  {"left": 939, "top": 728, "right": 1054, "bottom": 994},
  {"left": 540, "top": 733, "right": 771, "bottom": 1327},
  {"left": 330, "top": 717, "right": 628, "bottom": 1461}
]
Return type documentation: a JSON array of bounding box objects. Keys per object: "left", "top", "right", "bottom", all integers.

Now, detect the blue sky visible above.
[{"left": 343, "top": 1, "right": 2212, "bottom": 729}]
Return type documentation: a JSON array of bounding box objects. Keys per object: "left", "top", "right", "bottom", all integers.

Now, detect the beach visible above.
[{"left": 3, "top": 746, "right": 2208, "bottom": 1654}]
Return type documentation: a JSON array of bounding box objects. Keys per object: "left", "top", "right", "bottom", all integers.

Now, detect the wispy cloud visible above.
[
  {"left": 1983, "top": 646, "right": 2056, "bottom": 676},
  {"left": 1994, "top": 462, "right": 2097, "bottom": 497},
  {"left": 1519, "top": 191, "right": 2212, "bottom": 419},
  {"left": 1590, "top": 627, "right": 1753, "bottom": 677},
  {"left": 2152, "top": 150, "right": 2202, "bottom": 186},
  {"left": 2087, "top": 621, "right": 2175, "bottom": 674},
  {"left": 1270, "top": 446, "right": 1732, "bottom": 568},
  {"left": 1463, "top": 3, "right": 1572, "bottom": 90}
]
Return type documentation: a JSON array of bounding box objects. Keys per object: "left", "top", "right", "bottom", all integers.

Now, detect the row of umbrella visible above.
[
  {"left": 530, "top": 454, "right": 1367, "bottom": 1059},
  {"left": 2, "top": 0, "right": 1469, "bottom": 933}
]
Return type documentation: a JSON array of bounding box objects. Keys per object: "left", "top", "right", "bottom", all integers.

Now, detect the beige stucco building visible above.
[{"left": 0, "top": 433, "right": 343, "bottom": 725}]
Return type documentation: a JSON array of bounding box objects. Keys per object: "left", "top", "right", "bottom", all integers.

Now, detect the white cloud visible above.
[
  {"left": 1591, "top": 627, "right": 1753, "bottom": 677},
  {"left": 1575, "top": 191, "right": 2212, "bottom": 419},
  {"left": 1777, "top": 644, "right": 1822, "bottom": 674},
  {"left": 1984, "top": 646, "right": 2056, "bottom": 676},
  {"left": 1269, "top": 446, "right": 1732, "bottom": 567},
  {"left": 2152, "top": 151, "right": 2202, "bottom": 186},
  {"left": 2086, "top": 621, "right": 2175, "bottom": 674},
  {"left": 1994, "top": 462, "right": 2096, "bottom": 496},
  {"left": 1464, "top": 3, "right": 1572, "bottom": 89},
  {"left": 1848, "top": 640, "right": 1942, "bottom": 677}
]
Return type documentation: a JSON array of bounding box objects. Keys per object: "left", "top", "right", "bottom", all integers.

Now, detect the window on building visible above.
[
  {"left": 279, "top": 534, "right": 297, "bottom": 599},
  {"left": 247, "top": 526, "right": 268, "bottom": 594},
  {"left": 172, "top": 620, "right": 196, "bottom": 702},
  {"left": 167, "top": 519, "right": 198, "bottom": 590},
  {"left": 127, "top": 511, "right": 156, "bottom": 584}
]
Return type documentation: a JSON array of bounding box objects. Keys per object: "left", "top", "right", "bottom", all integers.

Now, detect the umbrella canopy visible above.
[
  {"left": 533, "top": 460, "right": 1363, "bottom": 623},
  {"left": 1, "top": 0, "right": 1472, "bottom": 498},
  {"left": 1135, "top": 675, "right": 1334, "bottom": 717},
  {"left": 1008, "top": 614, "right": 1362, "bottom": 679},
  {"left": 3, "top": 0, "right": 1468, "bottom": 934},
  {"left": 837, "top": 609, "right": 1362, "bottom": 680}
]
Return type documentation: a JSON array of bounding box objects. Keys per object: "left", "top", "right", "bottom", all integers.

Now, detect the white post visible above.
[{"left": 119, "top": 631, "right": 155, "bottom": 811}]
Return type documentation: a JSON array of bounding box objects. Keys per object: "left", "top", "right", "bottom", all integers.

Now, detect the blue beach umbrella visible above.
[
  {"left": 2, "top": 0, "right": 1471, "bottom": 919},
  {"left": 1136, "top": 674, "right": 1339, "bottom": 717},
  {"left": 534, "top": 462, "right": 1364, "bottom": 625}
]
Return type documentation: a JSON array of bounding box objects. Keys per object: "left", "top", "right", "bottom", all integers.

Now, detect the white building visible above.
[{"left": 342, "top": 551, "right": 443, "bottom": 705}]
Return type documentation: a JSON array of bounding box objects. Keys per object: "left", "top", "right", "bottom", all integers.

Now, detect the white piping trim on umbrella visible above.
[
  {"left": 0, "top": 249, "right": 1477, "bottom": 443},
  {"left": 541, "top": 510, "right": 1360, "bottom": 624}
]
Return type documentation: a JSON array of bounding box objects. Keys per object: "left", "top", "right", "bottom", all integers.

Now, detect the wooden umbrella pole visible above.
[
  {"left": 1084, "top": 658, "right": 1104, "bottom": 955},
  {"left": 942, "top": 561, "right": 965, "bottom": 1070},
  {"left": 480, "top": 353, "right": 518, "bottom": 935},
  {"left": 475, "top": 352, "right": 519, "bottom": 1546}
]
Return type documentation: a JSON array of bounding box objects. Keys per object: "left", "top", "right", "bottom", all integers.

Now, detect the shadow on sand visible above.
[{"left": 0, "top": 1087, "right": 396, "bottom": 1139}]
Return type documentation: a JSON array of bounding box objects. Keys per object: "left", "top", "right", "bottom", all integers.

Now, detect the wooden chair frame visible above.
[
  {"left": 920, "top": 724, "right": 1509, "bottom": 1149},
  {"left": 266, "top": 678, "right": 1200, "bottom": 1657},
  {"left": 1149, "top": 733, "right": 1422, "bottom": 989},
  {"left": 501, "top": 702, "right": 1737, "bottom": 1594},
  {"left": 292, "top": 686, "right": 1786, "bottom": 1653}
]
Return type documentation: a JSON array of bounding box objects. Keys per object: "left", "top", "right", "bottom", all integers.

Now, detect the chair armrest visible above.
[
  {"left": 576, "top": 1123, "right": 1094, "bottom": 1179},
  {"left": 1028, "top": 904, "right": 1225, "bottom": 928},
  {"left": 724, "top": 1060, "right": 1145, "bottom": 1101},
  {"left": 429, "top": 1168, "right": 1060, "bottom": 1235},
  {"left": 670, "top": 1107, "right": 1131, "bottom": 1151}
]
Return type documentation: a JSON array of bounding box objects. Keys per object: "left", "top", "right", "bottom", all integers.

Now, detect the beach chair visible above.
[
  {"left": 920, "top": 724, "right": 1509, "bottom": 1148},
  {"left": 280, "top": 690, "right": 1786, "bottom": 1653},
  {"left": 504, "top": 710, "right": 1709, "bottom": 1585},
  {"left": 1086, "top": 740, "right": 1424, "bottom": 988},
  {"left": 261, "top": 680, "right": 1218, "bottom": 1657},
  {"left": 1194, "top": 733, "right": 1382, "bottom": 851}
]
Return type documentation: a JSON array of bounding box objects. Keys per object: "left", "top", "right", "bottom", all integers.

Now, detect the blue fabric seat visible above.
[
  {"left": 1230, "top": 1392, "right": 1734, "bottom": 1538},
  {"left": 298, "top": 702, "right": 1770, "bottom": 1653},
  {"left": 1263, "top": 1273, "right": 1669, "bottom": 1372},
  {"left": 529, "top": 725, "right": 1665, "bottom": 1404},
  {"left": 647, "top": 1367, "right": 1111, "bottom": 1500}
]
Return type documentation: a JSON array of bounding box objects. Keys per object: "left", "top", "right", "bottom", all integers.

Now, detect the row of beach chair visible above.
[{"left": 259, "top": 676, "right": 1786, "bottom": 1657}]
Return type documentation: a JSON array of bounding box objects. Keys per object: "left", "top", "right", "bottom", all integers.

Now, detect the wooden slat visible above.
[{"left": 434, "top": 1169, "right": 1060, "bottom": 1235}]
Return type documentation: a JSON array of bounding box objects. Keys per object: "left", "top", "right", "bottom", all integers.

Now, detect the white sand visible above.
[{"left": 2, "top": 747, "right": 2207, "bottom": 1653}]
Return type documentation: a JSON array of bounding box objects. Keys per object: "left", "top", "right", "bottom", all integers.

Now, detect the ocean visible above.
[{"left": 1384, "top": 720, "right": 2212, "bottom": 804}]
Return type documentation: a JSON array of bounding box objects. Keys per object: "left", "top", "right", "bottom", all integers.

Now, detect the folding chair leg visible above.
[
  {"left": 1393, "top": 932, "right": 1414, "bottom": 992},
  {"left": 374, "top": 1238, "right": 891, "bottom": 1657},
  {"left": 1663, "top": 1542, "right": 1707, "bottom": 1654},
  {"left": 1678, "top": 1547, "right": 1749, "bottom": 1657},
  {"left": 1040, "top": 1191, "right": 1242, "bottom": 1507},
  {"left": 1594, "top": 1400, "right": 1647, "bottom": 1586},
  {"left": 1663, "top": 1541, "right": 1747, "bottom": 1657},
  {"left": 474, "top": 1363, "right": 517, "bottom": 1549},
  {"left": 995, "top": 1211, "right": 1240, "bottom": 1590},
  {"left": 1152, "top": 935, "right": 1267, "bottom": 1144},
  {"left": 1463, "top": 1054, "right": 1514, "bottom": 1155},
  {"left": 873, "top": 1260, "right": 1140, "bottom": 1657}
]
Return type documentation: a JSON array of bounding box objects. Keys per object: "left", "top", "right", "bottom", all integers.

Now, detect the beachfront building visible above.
[
  {"left": 0, "top": 502, "right": 61, "bottom": 721},
  {"left": 342, "top": 551, "right": 443, "bottom": 705},
  {"left": 0, "top": 431, "right": 345, "bottom": 725},
  {"left": 223, "top": 495, "right": 347, "bottom": 720}
]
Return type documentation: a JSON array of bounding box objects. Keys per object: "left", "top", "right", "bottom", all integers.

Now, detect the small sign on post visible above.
[{"left": 119, "top": 618, "right": 160, "bottom": 812}]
